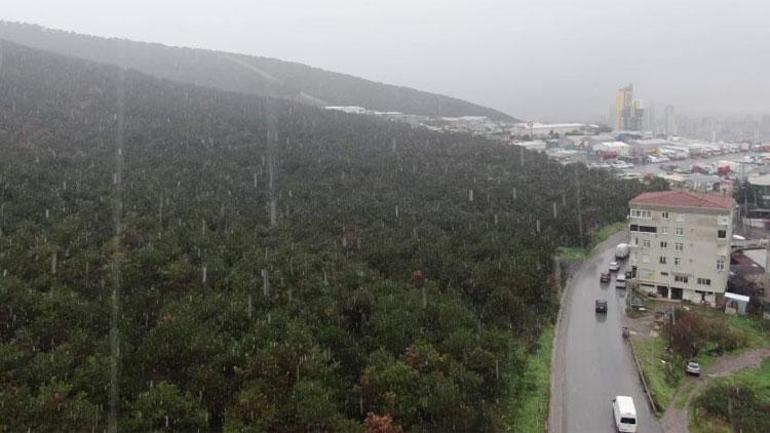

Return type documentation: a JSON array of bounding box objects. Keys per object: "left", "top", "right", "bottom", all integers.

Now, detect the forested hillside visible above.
[
  {"left": 0, "top": 21, "right": 515, "bottom": 121},
  {"left": 0, "top": 40, "right": 662, "bottom": 432}
]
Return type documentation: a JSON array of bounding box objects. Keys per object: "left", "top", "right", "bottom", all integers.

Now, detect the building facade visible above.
[{"left": 628, "top": 191, "right": 735, "bottom": 305}]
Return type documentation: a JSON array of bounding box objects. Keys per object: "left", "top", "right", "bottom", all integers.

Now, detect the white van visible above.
[{"left": 612, "top": 396, "right": 637, "bottom": 432}]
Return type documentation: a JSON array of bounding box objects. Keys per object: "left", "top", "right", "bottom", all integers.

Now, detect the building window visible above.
[
  {"left": 716, "top": 257, "right": 725, "bottom": 272},
  {"left": 659, "top": 256, "right": 667, "bottom": 264},
  {"left": 662, "top": 211, "right": 669, "bottom": 219},
  {"left": 697, "top": 278, "right": 711, "bottom": 286},
  {"left": 643, "top": 239, "right": 650, "bottom": 248},
  {"left": 675, "top": 242, "right": 684, "bottom": 251},
  {"left": 675, "top": 227, "right": 684, "bottom": 236},
  {"left": 631, "top": 209, "right": 652, "bottom": 219},
  {"left": 630, "top": 224, "right": 639, "bottom": 232},
  {"left": 660, "top": 241, "right": 668, "bottom": 248},
  {"left": 674, "top": 257, "right": 680, "bottom": 266},
  {"left": 639, "top": 225, "right": 657, "bottom": 233},
  {"left": 630, "top": 209, "right": 639, "bottom": 218},
  {"left": 674, "top": 275, "right": 688, "bottom": 283},
  {"left": 717, "top": 229, "right": 727, "bottom": 239}
]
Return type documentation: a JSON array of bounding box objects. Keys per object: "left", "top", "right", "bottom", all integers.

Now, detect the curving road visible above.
[{"left": 550, "top": 233, "right": 663, "bottom": 433}]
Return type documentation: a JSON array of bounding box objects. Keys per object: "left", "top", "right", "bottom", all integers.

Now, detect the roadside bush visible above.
[
  {"left": 664, "top": 309, "right": 746, "bottom": 359},
  {"left": 695, "top": 381, "right": 770, "bottom": 433},
  {"left": 704, "top": 319, "right": 746, "bottom": 354},
  {"left": 665, "top": 310, "right": 706, "bottom": 359}
]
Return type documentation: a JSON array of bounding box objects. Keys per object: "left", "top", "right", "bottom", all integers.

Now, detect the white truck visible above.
[
  {"left": 612, "top": 396, "right": 637, "bottom": 432},
  {"left": 615, "top": 243, "right": 630, "bottom": 260}
]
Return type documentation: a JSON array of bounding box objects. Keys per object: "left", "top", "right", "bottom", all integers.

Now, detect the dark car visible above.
[
  {"left": 600, "top": 272, "right": 611, "bottom": 283},
  {"left": 595, "top": 299, "right": 608, "bottom": 313}
]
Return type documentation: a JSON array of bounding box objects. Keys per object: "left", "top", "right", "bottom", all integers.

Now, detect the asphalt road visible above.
[{"left": 551, "top": 233, "right": 663, "bottom": 433}]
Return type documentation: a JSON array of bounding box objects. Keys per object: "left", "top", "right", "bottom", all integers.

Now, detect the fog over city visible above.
[{"left": 3, "top": 0, "right": 769, "bottom": 121}]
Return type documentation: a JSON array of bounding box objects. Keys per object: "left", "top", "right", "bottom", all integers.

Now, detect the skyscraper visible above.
[
  {"left": 615, "top": 84, "right": 634, "bottom": 130},
  {"left": 614, "top": 84, "right": 644, "bottom": 131}
]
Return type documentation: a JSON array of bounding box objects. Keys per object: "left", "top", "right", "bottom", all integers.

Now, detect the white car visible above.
[
  {"left": 686, "top": 361, "right": 701, "bottom": 376},
  {"left": 609, "top": 261, "right": 620, "bottom": 272}
]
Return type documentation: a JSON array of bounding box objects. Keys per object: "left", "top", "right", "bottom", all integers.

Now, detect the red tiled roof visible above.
[{"left": 630, "top": 191, "right": 735, "bottom": 210}]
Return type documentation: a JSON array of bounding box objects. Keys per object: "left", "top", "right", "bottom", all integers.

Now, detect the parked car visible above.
[
  {"left": 630, "top": 297, "right": 646, "bottom": 310},
  {"left": 600, "top": 272, "right": 611, "bottom": 283},
  {"left": 686, "top": 361, "right": 701, "bottom": 376},
  {"left": 609, "top": 261, "right": 620, "bottom": 272},
  {"left": 595, "top": 299, "right": 608, "bottom": 313},
  {"left": 615, "top": 274, "right": 627, "bottom": 289}
]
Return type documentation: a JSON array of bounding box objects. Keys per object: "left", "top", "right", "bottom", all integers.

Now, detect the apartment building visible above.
[{"left": 628, "top": 191, "right": 735, "bottom": 305}]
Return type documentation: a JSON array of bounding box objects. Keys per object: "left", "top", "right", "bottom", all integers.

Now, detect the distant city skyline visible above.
[{"left": 2, "top": 0, "right": 770, "bottom": 121}]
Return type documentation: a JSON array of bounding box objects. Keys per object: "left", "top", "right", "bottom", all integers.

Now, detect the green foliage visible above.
[
  {"left": 127, "top": 381, "right": 208, "bottom": 433},
  {"left": 506, "top": 326, "right": 553, "bottom": 433},
  {"left": 664, "top": 308, "right": 749, "bottom": 359},
  {"left": 0, "top": 40, "right": 665, "bottom": 432},
  {"left": 693, "top": 360, "right": 770, "bottom": 433}
]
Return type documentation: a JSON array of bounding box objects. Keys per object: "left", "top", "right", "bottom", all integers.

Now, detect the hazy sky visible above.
[{"left": 3, "top": 0, "right": 769, "bottom": 121}]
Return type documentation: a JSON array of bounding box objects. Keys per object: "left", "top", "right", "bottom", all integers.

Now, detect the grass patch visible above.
[
  {"left": 630, "top": 336, "right": 682, "bottom": 410},
  {"left": 691, "top": 359, "right": 770, "bottom": 433},
  {"left": 675, "top": 379, "right": 696, "bottom": 409},
  {"left": 690, "top": 416, "right": 732, "bottom": 433},
  {"left": 587, "top": 222, "right": 627, "bottom": 251},
  {"left": 557, "top": 221, "right": 627, "bottom": 260},
  {"left": 507, "top": 326, "right": 554, "bottom": 433},
  {"left": 556, "top": 246, "right": 587, "bottom": 260}
]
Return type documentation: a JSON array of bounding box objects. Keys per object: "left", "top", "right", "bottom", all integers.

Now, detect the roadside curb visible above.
[{"left": 546, "top": 256, "right": 573, "bottom": 433}]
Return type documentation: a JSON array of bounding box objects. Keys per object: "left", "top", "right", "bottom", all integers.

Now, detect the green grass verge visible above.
[
  {"left": 630, "top": 336, "right": 682, "bottom": 411},
  {"left": 507, "top": 326, "right": 554, "bottom": 433},
  {"left": 556, "top": 246, "right": 587, "bottom": 260},
  {"left": 557, "top": 221, "right": 627, "bottom": 260},
  {"left": 587, "top": 222, "right": 627, "bottom": 251}
]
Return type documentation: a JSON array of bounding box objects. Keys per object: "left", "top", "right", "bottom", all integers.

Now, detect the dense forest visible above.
[
  {"left": 0, "top": 21, "right": 515, "bottom": 121},
  {"left": 0, "top": 40, "right": 664, "bottom": 432}
]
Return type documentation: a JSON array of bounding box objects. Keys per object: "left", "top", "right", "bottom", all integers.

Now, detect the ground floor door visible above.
[
  {"left": 670, "top": 287, "right": 684, "bottom": 300},
  {"left": 657, "top": 285, "right": 669, "bottom": 298}
]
